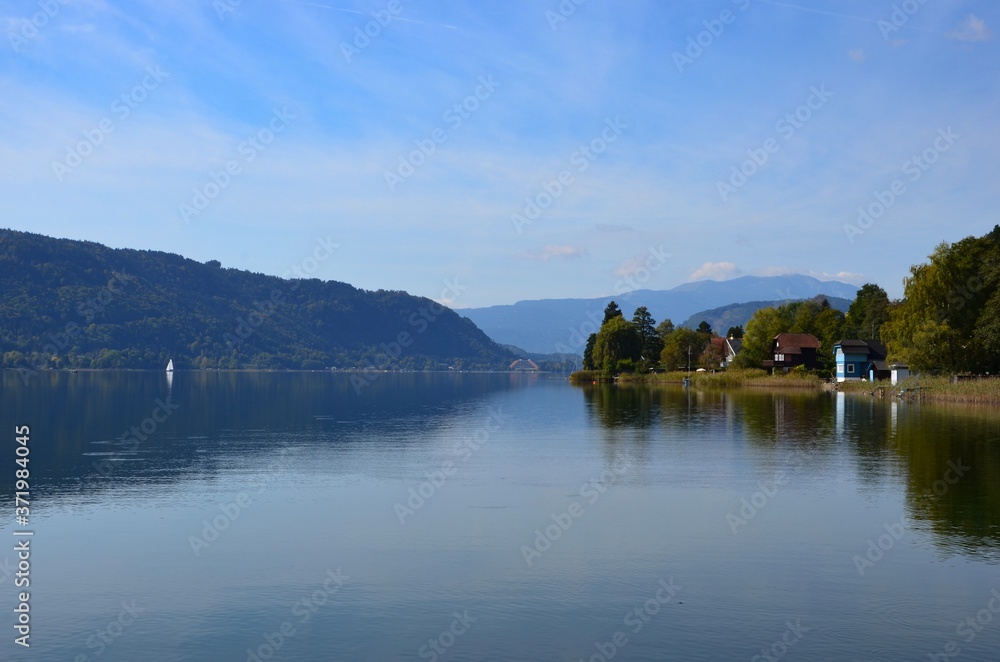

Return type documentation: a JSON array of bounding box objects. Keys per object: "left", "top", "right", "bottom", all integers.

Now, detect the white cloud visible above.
[
  {"left": 517, "top": 245, "right": 587, "bottom": 261},
  {"left": 688, "top": 261, "right": 742, "bottom": 281},
  {"left": 613, "top": 255, "right": 642, "bottom": 277},
  {"left": 847, "top": 49, "right": 866, "bottom": 63},
  {"left": 755, "top": 266, "right": 794, "bottom": 277},
  {"left": 946, "top": 14, "right": 993, "bottom": 42}
]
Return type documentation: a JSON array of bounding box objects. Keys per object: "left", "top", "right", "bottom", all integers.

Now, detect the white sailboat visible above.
[{"left": 166, "top": 359, "right": 174, "bottom": 373}]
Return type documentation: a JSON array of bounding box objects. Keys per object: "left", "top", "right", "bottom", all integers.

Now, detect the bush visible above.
[
  {"left": 615, "top": 358, "right": 636, "bottom": 373},
  {"left": 569, "top": 370, "right": 604, "bottom": 383}
]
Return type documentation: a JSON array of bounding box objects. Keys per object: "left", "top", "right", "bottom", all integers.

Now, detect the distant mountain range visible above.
[
  {"left": 0, "top": 229, "right": 515, "bottom": 372},
  {"left": 461, "top": 275, "right": 859, "bottom": 354},
  {"left": 680, "top": 295, "right": 852, "bottom": 333}
]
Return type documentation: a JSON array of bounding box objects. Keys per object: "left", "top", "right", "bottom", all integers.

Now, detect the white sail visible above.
[{"left": 166, "top": 359, "right": 174, "bottom": 372}]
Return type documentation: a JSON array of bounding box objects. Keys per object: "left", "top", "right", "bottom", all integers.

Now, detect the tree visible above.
[
  {"left": 973, "top": 292, "right": 1000, "bottom": 374},
  {"left": 812, "top": 305, "right": 846, "bottom": 372},
  {"left": 726, "top": 325, "right": 744, "bottom": 339},
  {"left": 632, "top": 306, "right": 656, "bottom": 342},
  {"left": 734, "top": 307, "right": 785, "bottom": 368},
  {"left": 699, "top": 341, "right": 724, "bottom": 370},
  {"left": 656, "top": 319, "right": 675, "bottom": 338},
  {"left": 844, "top": 284, "right": 890, "bottom": 340},
  {"left": 787, "top": 300, "right": 819, "bottom": 334},
  {"left": 733, "top": 298, "right": 844, "bottom": 372},
  {"left": 602, "top": 301, "right": 623, "bottom": 324},
  {"left": 660, "top": 327, "right": 705, "bottom": 372},
  {"left": 592, "top": 316, "right": 641, "bottom": 374},
  {"left": 632, "top": 306, "right": 663, "bottom": 369},
  {"left": 696, "top": 320, "right": 713, "bottom": 336},
  {"left": 582, "top": 333, "right": 597, "bottom": 370},
  {"left": 882, "top": 228, "right": 1000, "bottom": 372}
]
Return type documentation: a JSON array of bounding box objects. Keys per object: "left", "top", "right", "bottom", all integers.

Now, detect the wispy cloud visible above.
[
  {"left": 946, "top": 14, "right": 993, "bottom": 42},
  {"left": 61, "top": 24, "right": 97, "bottom": 33},
  {"left": 1, "top": 1, "right": 996, "bottom": 306},
  {"left": 277, "top": 0, "right": 458, "bottom": 29},
  {"left": 517, "top": 245, "right": 587, "bottom": 261},
  {"left": 810, "top": 271, "right": 865, "bottom": 284},
  {"left": 755, "top": 0, "right": 879, "bottom": 26},
  {"left": 755, "top": 267, "right": 865, "bottom": 285},
  {"left": 688, "top": 262, "right": 742, "bottom": 281},
  {"left": 595, "top": 223, "right": 635, "bottom": 233}
]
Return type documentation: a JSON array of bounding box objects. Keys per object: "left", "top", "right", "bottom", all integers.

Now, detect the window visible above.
[{"left": 847, "top": 364, "right": 855, "bottom": 374}]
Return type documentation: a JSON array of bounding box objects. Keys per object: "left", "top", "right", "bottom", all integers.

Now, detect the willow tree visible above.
[{"left": 592, "top": 316, "right": 641, "bottom": 374}]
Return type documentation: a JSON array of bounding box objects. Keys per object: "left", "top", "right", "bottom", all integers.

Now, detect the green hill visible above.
[
  {"left": 0, "top": 229, "right": 515, "bottom": 374},
  {"left": 681, "top": 295, "right": 852, "bottom": 332}
]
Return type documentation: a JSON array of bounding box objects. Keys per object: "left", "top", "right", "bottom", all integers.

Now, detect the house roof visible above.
[
  {"left": 773, "top": 333, "right": 821, "bottom": 350},
  {"left": 726, "top": 338, "right": 743, "bottom": 353},
  {"left": 868, "top": 360, "right": 890, "bottom": 372},
  {"left": 835, "top": 339, "right": 887, "bottom": 360}
]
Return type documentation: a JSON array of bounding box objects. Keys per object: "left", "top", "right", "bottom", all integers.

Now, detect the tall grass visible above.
[
  {"left": 568, "top": 370, "right": 611, "bottom": 383},
  {"left": 837, "top": 375, "right": 1000, "bottom": 403},
  {"left": 596, "top": 369, "right": 822, "bottom": 389}
]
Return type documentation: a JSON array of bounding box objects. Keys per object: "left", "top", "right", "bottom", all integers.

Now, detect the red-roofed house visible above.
[{"left": 761, "top": 333, "right": 822, "bottom": 372}]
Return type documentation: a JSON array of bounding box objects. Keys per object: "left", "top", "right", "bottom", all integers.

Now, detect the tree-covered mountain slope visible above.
[{"left": 0, "top": 229, "right": 514, "bottom": 372}]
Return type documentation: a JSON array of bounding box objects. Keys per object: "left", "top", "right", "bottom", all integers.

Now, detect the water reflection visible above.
[
  {"left": 0, "top": 370, "right": 525, "bottom": 509},
  {"left": 576, "top": 382, "right": 1000, "bottom": 559},
  {"left": 866, "top": 398, "right": 1000, "bottom": 559}
]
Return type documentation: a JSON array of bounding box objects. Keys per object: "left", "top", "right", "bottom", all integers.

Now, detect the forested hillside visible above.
[{"left": 0, "top": 229, "right": 514, "bottom": 373}]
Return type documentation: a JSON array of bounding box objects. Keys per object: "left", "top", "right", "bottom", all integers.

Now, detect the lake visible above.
[{"left": 2, "top": 371, "right": 999, "bottom": 661}]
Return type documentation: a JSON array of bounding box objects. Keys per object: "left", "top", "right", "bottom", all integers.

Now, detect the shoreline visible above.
[
  {"left": 7, "top": 367, "right": 568, "bottom": 375},
  {"left": 569, "top": 369, "right": 1000, "bottom": 404},
  {"left": 570, "top": 369, "right": 821, "bottom": 390}
]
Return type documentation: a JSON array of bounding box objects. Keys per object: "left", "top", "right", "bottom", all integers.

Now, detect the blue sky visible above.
[{"left": 1, "top": 0, "right": 997, "bottom": 307}]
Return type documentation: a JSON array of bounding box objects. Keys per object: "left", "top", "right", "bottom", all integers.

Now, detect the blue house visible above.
[{"left": 834, "top": 339, "right": 888, "bottom": 382}]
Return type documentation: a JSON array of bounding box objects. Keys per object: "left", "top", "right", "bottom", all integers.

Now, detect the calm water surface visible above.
[{"left": 2, "top": 372, "right": 999, "bottom": 661}]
